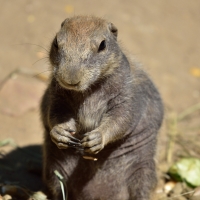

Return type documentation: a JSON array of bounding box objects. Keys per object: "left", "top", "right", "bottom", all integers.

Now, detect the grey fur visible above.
[{"left": 41, "top": 16, "right": 164, "bottom": 200}]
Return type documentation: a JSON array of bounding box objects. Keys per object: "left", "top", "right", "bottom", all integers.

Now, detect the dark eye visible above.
[
  {"left": 98, "top": 40, "right": 106, "bottom": 52},
  {"left": 53, "top": 37, "right": 58, "bottom": 49}
]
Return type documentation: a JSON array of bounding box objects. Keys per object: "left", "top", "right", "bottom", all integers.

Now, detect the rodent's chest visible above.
[{"left": 76, "top": 94, "right": 108, "bottom": 133}]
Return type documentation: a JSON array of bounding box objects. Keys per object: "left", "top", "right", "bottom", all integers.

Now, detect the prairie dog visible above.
[{"left": 41, "top": 15, "right": 164, "bottom": 200}]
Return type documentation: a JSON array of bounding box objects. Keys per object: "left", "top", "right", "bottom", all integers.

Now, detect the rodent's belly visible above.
[
  {"left": 67, "top": 148, "right": 137, "bottom": 200},
  {"left": 62, "top": 137, "right": 154, "bottom": 199}
]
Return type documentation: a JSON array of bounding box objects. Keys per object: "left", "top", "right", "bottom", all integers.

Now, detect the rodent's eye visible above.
[
  {"left": 98, "top": 40, "right": 106, "bottom": 52},
  {"left": 53, "top": 37, "right": 58, "bottom": 49}
]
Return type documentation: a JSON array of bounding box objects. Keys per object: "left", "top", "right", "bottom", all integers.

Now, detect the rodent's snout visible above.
[{"left": 55, "top": 65, "right": 85, "bottom": 91}]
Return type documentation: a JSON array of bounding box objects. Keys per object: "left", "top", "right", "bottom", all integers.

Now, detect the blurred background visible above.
[{"left": 0, "top": 0, "right": 200, "bottom": 199}]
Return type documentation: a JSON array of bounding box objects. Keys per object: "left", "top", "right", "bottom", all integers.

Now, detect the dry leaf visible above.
[
  {"left": 164, "top": 181, "right": 176, "bottom": 193},
  {"left": 0, "top": 195, "right": 12, "bottom": 200},
  {"left": 0, "top": 185, "right": 30, "bottom": 199},
  {"left": 65, "top": 5, "right": 74, "bottom": 14},
  {"left": 190, "top": 67, "right": 200, "bottom": 78},
  {"left": 27, "top": 15, "right": 35, "bottom": 23},
  {"left": 36, "top": 52, "right": 46, "bottom": 59}
]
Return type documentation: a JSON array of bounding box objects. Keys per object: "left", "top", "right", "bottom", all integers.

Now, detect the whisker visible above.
[
  {"left": 34, "top": 70, "right": 52, "bottom": 77},
  {"left": 13, "top": 43, "right": 49, "bottom": 53},
  {"left": 32, "top": 57, "right": 49, "bottom": 66}
]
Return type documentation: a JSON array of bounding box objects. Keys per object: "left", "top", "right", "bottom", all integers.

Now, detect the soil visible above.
[{"left": 0, "top": 0, "right": 200, "bottom": 199}]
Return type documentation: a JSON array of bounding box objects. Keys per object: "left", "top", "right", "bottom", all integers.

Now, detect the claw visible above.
[
  {"left": 76, "top": 147, "right": 84, "bottom": 151},
  {"left": 67, "top": 141, "right": 81, "bottom": 147},
  {"left": 67, "top": 129, "right": 76, "bottom": 134},
  {"left": 67, "top": 134, "right": 81, "bottom": 142}
]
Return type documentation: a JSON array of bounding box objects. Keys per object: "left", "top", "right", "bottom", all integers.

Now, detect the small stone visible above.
[{"left": 0, "top": 73, "right": 46, "bottom": 116}]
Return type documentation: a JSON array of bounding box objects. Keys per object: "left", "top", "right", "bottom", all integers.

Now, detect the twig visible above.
[
  {"left": 167, "top": 113, "right": 178, "bottom": 164},
  {"left": 175, "top": 139, "right": 192, "bottom": 157},
  {"left": 178, "top": 102, "right": 200, "bottom": 121},
  {"left": 0, "top": 69, "right": 19, "bottom": 91},
  {"left": 83, "top": 156, "right": 98, "bottom": 161},
  {"left": 158, "top": 190, "right": 195, "bottom": 200}
]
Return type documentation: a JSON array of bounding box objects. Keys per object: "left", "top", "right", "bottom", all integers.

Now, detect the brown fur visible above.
[{"left": 41, "top": 16, "right": 164, "bottom": 200}]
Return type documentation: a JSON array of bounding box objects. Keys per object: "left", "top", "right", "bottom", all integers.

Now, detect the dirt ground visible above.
[{"left": 0, "top": 0, "right": 200, "bottom": 199}]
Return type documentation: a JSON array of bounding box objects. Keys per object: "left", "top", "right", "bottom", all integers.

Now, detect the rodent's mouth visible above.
[
  {"left": 57, "top": 79, "right": 82, "bottom": 90},
  {"left": 65, "top": 81, "right": 80, "bottom": 87}
]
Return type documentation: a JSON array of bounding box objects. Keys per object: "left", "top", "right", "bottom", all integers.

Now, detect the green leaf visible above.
[{"left": 168, "top": 157, "right": 200, "bottom": 187}]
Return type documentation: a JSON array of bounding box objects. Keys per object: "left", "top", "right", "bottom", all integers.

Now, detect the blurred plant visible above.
[
  {"left": 166, "top": 102, "right": 200, "bottom": 163},
  {"left": 168, "top": 157, "right": 200, "bottom": 188}
]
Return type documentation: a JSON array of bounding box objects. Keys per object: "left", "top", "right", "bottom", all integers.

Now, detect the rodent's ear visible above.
[
  {"left": 61, "top": 18, "right": 69, "bottom": 27},
  {"left": 108, "top": 23, "right": 118, "bottom": 39}
]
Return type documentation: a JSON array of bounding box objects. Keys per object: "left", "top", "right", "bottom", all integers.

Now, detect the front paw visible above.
[
  {"left": 81, "top": 131, "right": 104, "bottom": 154},
  {"left": 50, "top": 125, "right": 81, "bottom": 149}
]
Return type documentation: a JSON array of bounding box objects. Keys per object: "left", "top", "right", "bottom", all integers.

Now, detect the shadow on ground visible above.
[{"left": 0, "top": 145, "right": 43, "bottom": 191}]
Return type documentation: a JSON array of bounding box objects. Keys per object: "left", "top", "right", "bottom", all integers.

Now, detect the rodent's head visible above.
[{"left": 49, "top": 16, "right": 122, "bottom": 91}]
